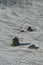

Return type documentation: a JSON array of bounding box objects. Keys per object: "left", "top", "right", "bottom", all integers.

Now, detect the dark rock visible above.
[
  {"left": 20, "top": 30, "right": 25, "bottom": 32},
  {"left": 11, "top": 37, "right": 19, "bottom": 46},
  {"left": 28, "top": 44, "right": 39, "bottom": 49},
  {"left": 27, "top": 26, "right": 34, "bottom": 32}
]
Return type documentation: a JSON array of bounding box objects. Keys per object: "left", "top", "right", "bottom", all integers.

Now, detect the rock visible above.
[
  {"left": 11, "top": 37, "right": 19, "bottom": 46},
  {"left": 27, "top": 26, "right": 34, "bottom": 32},
  {"left": 28, "top": 44, "right": 39, "bottom": 49},
  {"left": 20, "top": 30, "right": 25, "bottom": 32}
]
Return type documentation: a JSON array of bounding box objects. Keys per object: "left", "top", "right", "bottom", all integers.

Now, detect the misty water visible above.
[{"left": 0, "top": 0, "right": 43, "bottom": 65}]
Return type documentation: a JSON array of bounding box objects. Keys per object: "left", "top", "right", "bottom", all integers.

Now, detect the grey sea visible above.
[{"left": 0, "top": 0, "right": 43, "bottom": 65}]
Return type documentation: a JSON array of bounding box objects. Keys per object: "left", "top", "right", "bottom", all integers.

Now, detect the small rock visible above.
[
  {"left": 11, "top": 37, "right": 19, "bottom": 46},
  {"left": 28, "top": 44, "right": 39, "bottom": 49},
  {"left": 20, "top": 30, "right": 25, "bottom": 32},
  {"left": 27, "top": 26, "right": 34, "bottom": 32}
]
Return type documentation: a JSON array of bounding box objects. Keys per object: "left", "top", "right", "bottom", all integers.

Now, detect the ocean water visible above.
[{"left": 0, "top": 0, "right": 43, "bottom": 65}]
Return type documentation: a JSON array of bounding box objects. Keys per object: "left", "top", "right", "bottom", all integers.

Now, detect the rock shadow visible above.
[{"left": 19, "top": 43, "right": 30, "bottom": 46}]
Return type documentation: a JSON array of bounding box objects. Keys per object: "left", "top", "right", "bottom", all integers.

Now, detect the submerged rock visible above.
[
  {"left": 11, "top": 37, "right": 19, "bottom": 46},
  {"left": 28, "top": 44, "right": 39, "bottom": 49},
  {"left": 27, "top": 26, "right": 34, "bottom": 32}
]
